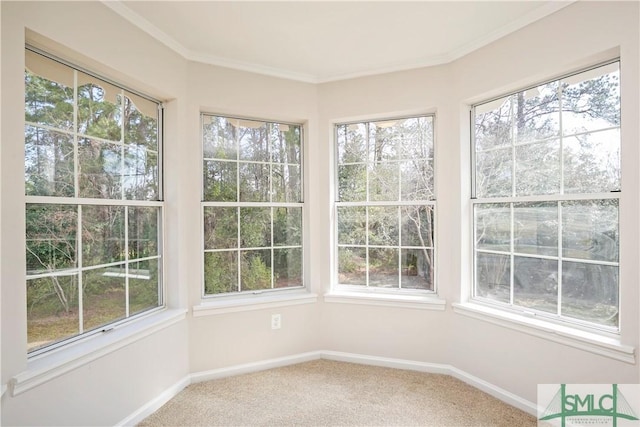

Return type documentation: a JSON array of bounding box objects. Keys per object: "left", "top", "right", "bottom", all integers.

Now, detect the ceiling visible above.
[{"left": 105, "top": 1, "right": 573, "bottom": 83}]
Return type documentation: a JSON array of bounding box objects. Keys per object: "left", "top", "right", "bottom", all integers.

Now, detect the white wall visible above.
[
  {"left": 319, "top": 0, "right": 640, "bottom": 404},
  {"left": 1, "top": 1, "right": 638, "bottom": 425},
  {"left": 184, "top": 61, "right": 322, "bottom": 372},
  {"left": 1, "top": 2, "right": 191, "bottom": 425}
]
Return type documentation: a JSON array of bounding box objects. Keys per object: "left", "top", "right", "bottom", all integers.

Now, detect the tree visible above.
[
  {"left": 474, "top": 65, "right": 620, "bottom": 326},
  {"left": 336, "top": 117, "right": 435, "bottom": 290},
  {"left": 25, "top": 58, "right": 161, "bottom": 350}
]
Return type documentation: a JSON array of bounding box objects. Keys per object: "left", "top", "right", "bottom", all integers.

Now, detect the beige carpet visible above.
[{"left": 138, "top": 359, "right": 536, "bottom": 426}]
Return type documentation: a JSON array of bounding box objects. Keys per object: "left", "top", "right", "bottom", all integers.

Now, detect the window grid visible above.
[
  {"left": 335, "top": 116, "right": 436, "bottom": 293},
  {"left": 25, "top": 48, "right": 163, "bottom": 355},
  {"left": 471, "top": 60, "right": 620, "bottom": 332},
  {"left": 201, "top": 114, "right": 304, "bottom": 296}
]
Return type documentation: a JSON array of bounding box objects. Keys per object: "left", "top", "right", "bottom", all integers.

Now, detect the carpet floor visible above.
[{"left": 138, "top": 359, "right": 536, "bottom": 426}]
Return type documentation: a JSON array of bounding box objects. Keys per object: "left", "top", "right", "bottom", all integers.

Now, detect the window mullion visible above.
[
  {"left": 73, "top": 70, "right": 79, "bottom": 199},
  {"left": 509, "top": 203, "right": 515, "bottom": 306},
  {"left": 558, "top": 84, "right": 565, "bottom": 195},
  {"left": 120, "top": 89, "right": 126, "bottom": 201},
  {"left": 557, "top": 201, "right": 563, "bottom": 318},
  {"left": 78, "top": 205, "right": 84, "bottom": 334},
  {"left": 237, "top": 206, "right": 241, "bottom": 293},
  {"left": 125, "top": 206, "right": 130, "bottom": 318}
]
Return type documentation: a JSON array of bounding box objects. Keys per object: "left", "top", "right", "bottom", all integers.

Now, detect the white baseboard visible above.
[
  {"left": 190, "top": 351, "right": 322, "bottom": 383},
  {"left": 321, "top": 350, "right": 451, "bottom": 375},
  {"left": 320, "top": 350, "right": 536, "bottom": 416},
  {"left": 448, "top": 367, "right": 537, "bottom": 416},
  {"left": 121, "top": 350, "right": 537, "bottom": 424},
  {"left": 115, "top": 376, "right": 190, "bottom": 427}
]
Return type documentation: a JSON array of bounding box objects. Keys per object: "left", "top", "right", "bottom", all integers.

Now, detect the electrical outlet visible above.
[{"left": 271, "top": 313, "right": 281, "bottom": 330}]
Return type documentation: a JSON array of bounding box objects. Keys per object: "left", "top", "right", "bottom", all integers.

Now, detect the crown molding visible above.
[{"left": 102, "top": 0, "right": 576, "bottom": 84}]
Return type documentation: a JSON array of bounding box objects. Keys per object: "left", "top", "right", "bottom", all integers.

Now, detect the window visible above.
[
  {"left": 24, "top": 48, "right": 163, "bottom": 354},
  {"left": 335, "top": 116, "right": 435, "bottom": 292},
  {"left": 472, "top": 61, "right": 620, "bottom": 331},
  {"left": 201, "top": 114, "right": 303, "bottom": 296}
]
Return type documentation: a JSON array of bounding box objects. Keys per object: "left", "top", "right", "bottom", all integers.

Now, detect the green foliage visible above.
[
  {"left": 24, "top": 56, "right": 161, "bottom": 350},
  {"left": 241, "top": 252, "right": 271, "bottom": 291}
]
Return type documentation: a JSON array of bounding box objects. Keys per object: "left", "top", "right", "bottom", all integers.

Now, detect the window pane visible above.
[
  {"left": 513, "top": 82, "right": 560, "bottom": 143},
  {"left": 338, "top": 164, "right": 366, "bottom": 202},
  {"left": 369, "top": 162, "right": 399, "bottom": 201},
  {"left": 82, "top": 205, "right": 125, "bottom": 266},
  {"left": 24, "top": 51, "right": 163, "bottom": 353},
  {"left": 240, "top": 207, "right": 271, "bottom": 248},
  {"left": 401, "top": 160, "right": 433, "bottom": 201},
  {"left": 203, "top": 116, "right": 237, "bottom": 160},
  {"left": 25, "top": 126, "right": 75, "bottom": 197},
  {"left": 239, "top": 162, "right": 270, "bottom": 202},
  {"left": 475, "top": 203, "right": 510, "bottom": 253},
  {"left": 273, "top": 207, "right": 302, "bottom": 247},
  {"left": 368, "top": 248, "right": 398, "bottom": 288},
  {"left": 368, "top": 206, "right": 398, "bottom": 246},
  {"left": 401, "top": 248, "right": 433, "bottom": 290},
  {"left": 25, "top": 53, "right": 74, "bottom": 131},
  {"left": 370, "top": 122, "right": 399, "bottom": 161},
  {"left": 77, "top": 73, "right": 122, "bottom": 142},
  {"left": 399, "top": 117, "right": 432, "bottom": 160},
  {"left": 475, "top": 148, "right": 512, "bottom": 198},
  {"left": 515, "top": 140, "right": 560, "bottom": 196},
  {"left": 78, "top": 138, "right": 122, "bottom": 198},
  {"left": 123, "top": 95, "right": 158, "bottom": 149},
  {"left": 401, "top": 205, "right": 433, "bottom": 248},
  {"left": 83, "top": 266, "right": 126, "bottom": 331},
  {"left": 205, "top": 251, "right": 238, "bottom": 294},
  {"left": 476, "top": 252, "right": 510, "bottom": 303},
  {"left": 513, "top": 256, "right": 557, "bottom": 314},
  {"left": 272, "top": 164, "right": 301, "bottom": 203},
  {"left": 474, "top": 96, "right": 512, "bottom": 150},
  {"left": 337, "top": 123, "right": 368, "bottom": 164},
  {"left": 26, "top": 204, "right": 77, "bottom": 274},
  {"left": 561, "top": 64, "right": 620, "bottom": 136},
  {"left": 562, "top": 200, "right": 618, "bottom": 262},
  {"left": 129, "top": 258, "right": 159, "bottom": 315},
  {"left": 240, "top": 250, "right": 271, "bottom": 291},
  {"left": 203, "top": 160, "right": 237, "bottom": 202},
  {"left": 204, "top": 207, "right": 237, "bottom": 250},
  {"left": 27, "top": 275, "right": 79, "bottom": 352},
  {"left": 514, "top": 202, "right": 557, "bottom": 256},
  {"left": 338, "top": 247, "right": 366, "bottom": 285},
  {"left": 337, "top": 206, "right": 366, "bottom": 245},
  {"left": 129, "top": 207, "right": 159, "bottom": 259},
  {"left": 274, "top": 248, "right": 302, "bottom": 288},
  {"left": 124, "top": 145, "right": 158, "bottom": 200},
  {"left": 238, "top": 124, "right": 269, "bottom": 162},
  {"left": 562, "top": 261, "right": 618, "bottom": 327},
  {"left": 272, "top": 124, "right": 300, "bottom": 164},
  {"left": 563, "top": 129, "right": 620, "bottom": 193}
]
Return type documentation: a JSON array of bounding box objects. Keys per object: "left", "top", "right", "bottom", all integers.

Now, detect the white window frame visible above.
[
  {"left": 470, "top": 59, "right": 621, "bottom": 335},
  {"left": 200, "top": 113, "right": 305, "bottom": 299},
  {"left": 24, "top": 46, "right": 165, "bottom": 357},
  {"left": 333, "top": 115, "right": 437, "bottom": 297}
]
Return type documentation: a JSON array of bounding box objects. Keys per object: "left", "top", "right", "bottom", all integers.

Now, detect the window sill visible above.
[
  {"left": 193, "top": 291, "right": 318, "bottom": 316},
  {"left": 9, "top": 308, "right": 187, "bottom": 397},
  {"left": 452, "top": 302, "right": 634, "bottom": 364},
  {"left": 324, "top": 290, "right": 446, "bottom": 310}
]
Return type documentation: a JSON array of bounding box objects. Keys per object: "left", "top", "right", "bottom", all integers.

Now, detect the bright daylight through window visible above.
[
  {"left": 335, "top": 116, "right": 435, "bottom": 292},
  {"left": 24, "top": 48, "right": 163, "bottom": 354},
  {"left": 472, "top": 61, "right": 620, "bottom": 330},
  {"left": 201, "top": 114, "right": 303, "bottom": 295}
]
